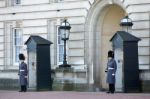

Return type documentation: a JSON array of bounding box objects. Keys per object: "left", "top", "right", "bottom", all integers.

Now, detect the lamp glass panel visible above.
[
  {"left": 60, "top": 29, "right": 66, "bottom": 39},
  {"left": 65, "top": 30, "right": 70, "bottom": 39}
]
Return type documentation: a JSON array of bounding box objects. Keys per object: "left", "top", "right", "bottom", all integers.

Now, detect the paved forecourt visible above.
[{"left": 0, "top": 91, "right": 150, "bottom": 99}]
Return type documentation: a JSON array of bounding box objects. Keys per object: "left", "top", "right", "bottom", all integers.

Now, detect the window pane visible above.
[
  {"left": 15, "top": 38, "right": 22, "bottom": 45},
  {"left": 58, "top": 36, "right": 64, "bottom": 44},
  {"left": 58, "top": 36, "right": 61, "bottom": 44},
  {"left": 60, "top": 39, "right": 64, "bottom": 44},
  {"left": 14, "top": 29, "right": 22, "bottom": 63},
  {"left": 59, "top": 54, "right": 63, "bottom": 62},
  {"left": 16, "top": 0, "right": 21, "bottom": 4},
  {"left": 14, "top": 30, "right": 22, "bottom": 45},
  {"left": 58, "top": 27, "right": 61, "bottom": 35},
  {"left": 58, "top": 45, "right": 64, "bottom": 62},
  {"left": 59, "top": 45, "right": 64, "bottom": 53},
  {"left": 15, "top": 47, "right": 21, "bottom": 62},
  {"left": 55, "top": 0, "right": 64, "bottom": 3}
]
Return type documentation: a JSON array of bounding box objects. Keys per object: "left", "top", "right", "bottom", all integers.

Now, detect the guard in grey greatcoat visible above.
[
  {"left": 18, "top": 53, "right": 28, "bottom": 92},
  {"left": 106, "top": 50, "right": 117, "bottom": 93}
]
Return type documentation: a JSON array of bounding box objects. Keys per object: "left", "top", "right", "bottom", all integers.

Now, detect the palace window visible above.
[
  {"left": 48, "top": 19, "right": 68, "bottom": 65},
  {"left": 57, "top": 25, "right": 64, "bottom": 64},
  {"left": 13, "top": 28, "right": 23, "bottom": 64}
]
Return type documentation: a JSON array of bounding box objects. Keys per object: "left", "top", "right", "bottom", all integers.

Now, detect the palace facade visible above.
[{"left": 0, "top": 0, "right": 150, "bottom": 91}]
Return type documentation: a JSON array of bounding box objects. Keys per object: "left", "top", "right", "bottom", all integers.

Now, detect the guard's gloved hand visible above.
[{"left": 112, "top": 73, "right": 115, "bottom": 76}]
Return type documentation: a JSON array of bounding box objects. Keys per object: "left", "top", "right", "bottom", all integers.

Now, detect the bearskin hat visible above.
[
  {"left": 19, "top": 53, "right": 25, "bottom": 60},
  {"left": 108, "top": 50, "right": 114, "bottom": 58}
]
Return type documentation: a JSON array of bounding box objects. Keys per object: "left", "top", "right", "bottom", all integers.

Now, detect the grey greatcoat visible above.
[
  {"left": 106, "top": 58, "right": 117, "bottom": 84},
  {"left": 19, "top": 62, "right": 28, "bottom": 86}
]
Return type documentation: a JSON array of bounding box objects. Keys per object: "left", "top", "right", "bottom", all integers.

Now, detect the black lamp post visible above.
[
  {"left": 120, "top": 16, "right": 133, "bottom": 32},
  {"left": 59, "top": 19, "right": 71, "bottom": 67}
]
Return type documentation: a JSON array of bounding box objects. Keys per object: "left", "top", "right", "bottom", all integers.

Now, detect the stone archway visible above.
[
  {"left": 100, "top": 4, "right": 125, "bottom": 89},
  {"left": 85, "top": 0, "right": 126, "bottom": 90}
]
